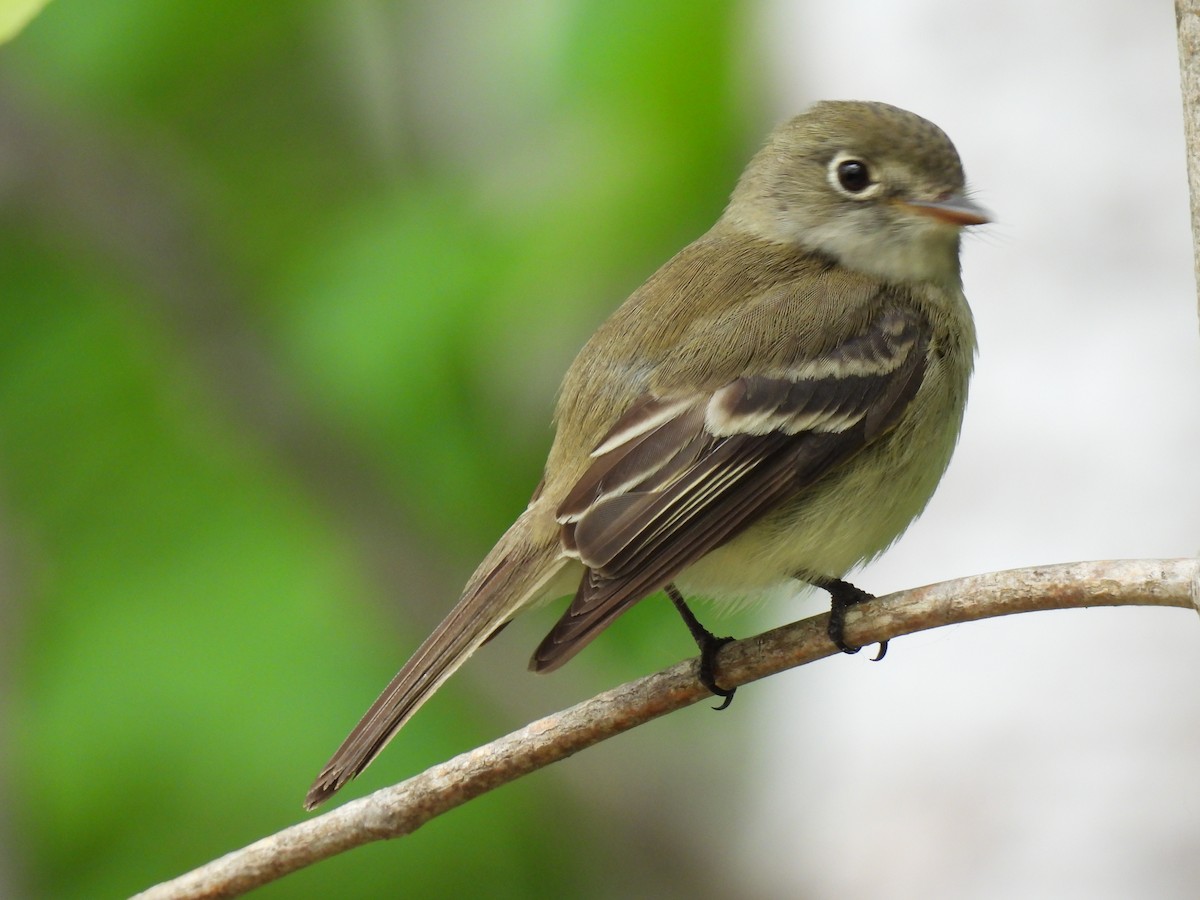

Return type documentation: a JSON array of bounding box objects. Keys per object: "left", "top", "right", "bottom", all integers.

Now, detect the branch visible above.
[
  {"left": 1177, "top": 0, "right": 1200, "bottom": 319},
  {"left": 133, "top": 558, "right": 1198, "bottom": 900}
]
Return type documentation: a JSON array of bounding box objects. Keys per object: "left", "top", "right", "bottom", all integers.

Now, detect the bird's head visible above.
[{"left": 722, "top": 100, "right": 989, "bottom": 286}]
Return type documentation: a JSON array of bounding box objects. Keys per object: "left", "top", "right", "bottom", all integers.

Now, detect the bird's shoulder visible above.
[
  {"left": 546, "top": 229, "right": 936, "bottom": 479},
  {"left": 635, "top": 229, "right": 931, "bottom": 392}
]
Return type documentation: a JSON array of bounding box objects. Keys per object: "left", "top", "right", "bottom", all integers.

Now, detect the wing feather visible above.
[{"left": 531, "top": 306, "right": 930, "bottom": 671}]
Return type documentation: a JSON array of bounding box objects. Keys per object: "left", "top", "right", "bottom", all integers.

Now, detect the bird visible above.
[{"left": 305, "top": 100, "right": 988, "bottom": 809}]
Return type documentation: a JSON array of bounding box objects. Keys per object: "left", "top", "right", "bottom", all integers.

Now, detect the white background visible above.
[{"left": 736, "top": 2, "right": 1200, "bottom": 897}]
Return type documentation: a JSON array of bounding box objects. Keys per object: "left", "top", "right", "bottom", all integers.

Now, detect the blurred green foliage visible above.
[{"left": 0, "top": 1, "right": 771, "bottom": 897}]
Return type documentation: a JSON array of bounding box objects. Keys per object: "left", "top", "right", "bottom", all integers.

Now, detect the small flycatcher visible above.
[{"left": 306, "top": 100, "right": 988, "bottom": 809}]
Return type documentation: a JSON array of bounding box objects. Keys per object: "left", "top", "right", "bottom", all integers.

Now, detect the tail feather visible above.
[{"left": 305, "top": 514, "right": 571, "bottom": 809}]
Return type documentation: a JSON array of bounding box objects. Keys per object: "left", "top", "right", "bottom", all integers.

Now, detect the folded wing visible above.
[{"left": 532, "top": 305, "right": 929, "bottom": 671}]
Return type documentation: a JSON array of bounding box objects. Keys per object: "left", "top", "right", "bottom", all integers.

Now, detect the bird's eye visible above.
[
  {"left": 826, "top": 154, "right": 880, "bottom": 199},
  {"left": 835, "top": 159, "right": 873, "bottom": 194}
]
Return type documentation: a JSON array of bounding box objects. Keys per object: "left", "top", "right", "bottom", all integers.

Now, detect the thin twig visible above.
[{"left": 132, "top": 558, "right": 1198, "bottom": 900}]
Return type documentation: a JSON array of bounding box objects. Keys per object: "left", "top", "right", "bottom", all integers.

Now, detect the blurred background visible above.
[{"left": 2, "top": 1, "right": 1198, "bottom": 898}]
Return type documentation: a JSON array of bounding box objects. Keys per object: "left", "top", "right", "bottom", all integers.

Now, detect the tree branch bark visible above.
[
  {"left": 132, "top": 558, "right": 1198, "bottom": 900},
  {"left": 1177, "top": 0, "right": 1200, "bottom": 320}
]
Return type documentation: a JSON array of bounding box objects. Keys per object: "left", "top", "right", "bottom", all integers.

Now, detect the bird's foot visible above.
[
  {"left": 813, "top": 577, "right": 888, "bottom": 660},
  {"left": 665, "top": 583, "right": 737, "bottom": 709}
]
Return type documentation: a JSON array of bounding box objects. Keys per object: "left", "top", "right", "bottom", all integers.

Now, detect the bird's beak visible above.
[{"left": 899, "top": 194, "right": 991, "bottom": 227}]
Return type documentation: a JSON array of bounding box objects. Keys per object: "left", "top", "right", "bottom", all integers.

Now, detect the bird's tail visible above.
[{"left": 305, "top": 512, "right": 570, "bottom": 809}]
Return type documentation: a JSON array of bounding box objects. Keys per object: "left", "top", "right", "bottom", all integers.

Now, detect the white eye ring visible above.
[{"left": 828, "top": 152, "right": 882, "bottom": 199}]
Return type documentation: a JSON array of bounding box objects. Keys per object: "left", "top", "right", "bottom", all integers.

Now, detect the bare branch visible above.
[
  {"left": 1177, "top": 0, "right": 1200, "bottom": 320},
  {"left": 131, "top": 558, "right": 1197, "bottom": 900}
]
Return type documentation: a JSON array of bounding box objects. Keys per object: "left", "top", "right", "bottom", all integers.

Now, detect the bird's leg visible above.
[
  {"left": 665, "top": 583, "right": 737, "bottom": 709},
  {"left": 809, "top": 576, "right": 888, "bottom": 661}
]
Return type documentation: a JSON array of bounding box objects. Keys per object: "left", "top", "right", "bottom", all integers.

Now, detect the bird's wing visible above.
[{"left": 531, "top": 304, "right": 929, "bottom": 671}]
